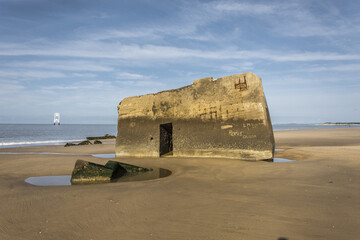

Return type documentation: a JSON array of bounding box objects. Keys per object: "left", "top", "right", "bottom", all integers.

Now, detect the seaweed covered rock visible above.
[
  {"left": 64, "top": 142, "right": 76, "bottom": 147},
  {"left": 78, "top": 140, "right": 92, "bottom": 145},
  {"left": 64, "top": 140, "right": 97, "bottom": 147},
  {"left": 87, "top": 134, "right": 116, "bottom": 140}
]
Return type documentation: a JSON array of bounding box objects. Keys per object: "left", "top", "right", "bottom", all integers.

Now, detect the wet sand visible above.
[{"left": 0, "top": 129, "right": 359, "bottom": 240}]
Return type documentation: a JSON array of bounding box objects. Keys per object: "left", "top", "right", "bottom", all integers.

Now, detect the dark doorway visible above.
[{"left": 160, "top": 123, "right": 173, "bottom": 156}]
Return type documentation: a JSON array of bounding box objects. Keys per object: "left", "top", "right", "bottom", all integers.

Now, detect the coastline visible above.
[
  {"left": 0, "top": 123, "right": 117, "bottom": 149},
  {"left": 0, "top": 128, "right": 359, "bottom": 239},
  {"left": 314, "top": 122, "right": 360, "bottom": 126},
  {"left": 319, "top": 123, "right": 360, "bottom": 126}
]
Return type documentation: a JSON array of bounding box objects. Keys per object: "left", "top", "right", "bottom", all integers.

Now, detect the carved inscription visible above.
[
  {"left": 209, "top": 106, "right": 217, "bottom": 120},
  {"left": 229, "top": 130, "right": 256, "bottom": 139},
  {"left": 242, "top": 134, "right": 256, "bottom": 139},
  {"left": 199, "top": 102, "right": 264, "bottom": 121},
  {"left": 242, "top": 122, "right": 262, "bottom": 129},
  {"left": 200, "top": 108, "right": 207, "bottom": 120},
  {"left": 200, "top": 106, "right": 218, "bottom": 120},
  {"left": 235, "top": 76, "right": 247, "bottom": 91},
  {"left": 229, "top": 130, "right": 243, "bottom": 136}
]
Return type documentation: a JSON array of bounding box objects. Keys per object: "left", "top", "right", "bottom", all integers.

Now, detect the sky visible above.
[{"left": 0, "top": 0, "right": 359, "bottom": 124}]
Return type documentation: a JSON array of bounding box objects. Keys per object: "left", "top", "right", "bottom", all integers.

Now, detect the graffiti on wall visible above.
[{"left": 235, "top": 76, "right": 247, "bottom": 91}]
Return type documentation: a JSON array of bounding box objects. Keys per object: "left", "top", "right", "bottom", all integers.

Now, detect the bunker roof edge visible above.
[{"left": 118, "top": 72, "right": 257, "bottom": 106}]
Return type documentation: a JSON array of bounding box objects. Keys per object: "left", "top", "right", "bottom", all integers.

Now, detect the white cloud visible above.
[
  {"left": 0, "top": 70, "right": 66, "bottom": 79},
  {"left": 91, "top": 13, "right": 111, "bottom": 19},
  {"left": 72, "top": 73, "right": 97, "bottom": 78},
  {"left": 37, "top": 80, "right": 116, "bottom": 95},
  {"left": 221, "top": 61, "right": 254, "bottom": 72},
  {"left": 1, "top": 40, "right": 359, "bottom": 62},
  {"left": 116, "top": 80, "right": 164, "bottom": 87},
  {"left": 304, "top": 63, "right": 360, "bottom": 72},
  {"left": 7, "top": 60, "right": 113, "bottom": 72},
  {"left": 0, "top": 81, "right": 24, "bottom": 93},
  {"left": 204, "top": 1, "right": 360, "bottom": 39},
  {"left": 179, "top": 33, "right": 216, "bottom": 41},
  {"left": 115, "top": 73, "right": 163, "bottom": 88},
  {"left": 80, "top": 80, "right": 114, "bottom": 89},
  {"left": 41, "top": 86, "right": 79, "bottom": 91},
  {"left": 270, "top": 2, "right": 359, "bottom": 38},
  {"left": 212, "top": 2, "right": 275, "bottom": 14},
  {"left": 272, "top": 9, "right": 358, "bottom": 38},
  {"left": 0, "top": 1, "right": 359, "bottom": 124},
  {"left": 86, "top": 29, "right": 158, "bottom": 41},
  {"left": 116, "top": 72, "right": 147, "bottom": 80}
]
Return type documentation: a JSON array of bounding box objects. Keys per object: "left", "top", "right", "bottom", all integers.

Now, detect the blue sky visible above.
[{"left": 0, "top": 0, "right": 359, "bottom": 124}]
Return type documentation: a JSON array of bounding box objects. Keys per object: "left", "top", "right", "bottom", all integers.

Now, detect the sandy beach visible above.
[{"left": 0, "top": 128, "right": 359, "bottom": 240}]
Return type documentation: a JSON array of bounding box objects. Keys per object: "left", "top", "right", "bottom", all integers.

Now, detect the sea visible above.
[
  {"left": 0, "top": 124, "right": 117, "bottom": 148},
  {"left": 0, "top": 123, "right": 359, "bottom": 148}
]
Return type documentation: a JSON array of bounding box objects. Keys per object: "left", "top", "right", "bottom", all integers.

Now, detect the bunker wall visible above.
[{"left": 116, "top": 72, "right": 274, "bottom": 160}]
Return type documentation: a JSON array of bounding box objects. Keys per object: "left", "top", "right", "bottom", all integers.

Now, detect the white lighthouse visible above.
[{"left": 54, "top": 113, "right": 60, "bottom": 125}]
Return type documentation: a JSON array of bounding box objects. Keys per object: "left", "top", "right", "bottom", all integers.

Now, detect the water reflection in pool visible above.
[{"left": 114, "top": 168, "right": 171, "bottom": 183}]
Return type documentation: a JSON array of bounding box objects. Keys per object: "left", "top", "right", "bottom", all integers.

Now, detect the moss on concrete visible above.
[
  {"left": 71, "top": 160, "right": 150, "bottom": 184},
  {"left": 71, "top": 160, "right": 114, "bottom": 184}
]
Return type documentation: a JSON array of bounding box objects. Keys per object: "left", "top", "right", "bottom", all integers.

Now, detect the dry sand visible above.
[{"left": 0, "top": 129, "right": 359, "bottom": 240}]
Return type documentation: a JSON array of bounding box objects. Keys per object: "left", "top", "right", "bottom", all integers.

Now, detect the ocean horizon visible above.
[
  {"left": 0, "top": 123, "right": 359, "bottom": 148},
  {"left": 0, "top": 124, "right": 117, "bottom": 148}
]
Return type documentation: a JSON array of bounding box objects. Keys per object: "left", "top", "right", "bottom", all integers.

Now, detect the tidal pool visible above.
[
  {"left": 92, "top": 153, "right": 116, "bottom": 158},
  {"left": 273, "top": 158, "right": 296, "bottom": 163},
  {"left": 0, "top": 152, "right": 88, "bottom": 156},
  {"left": 25, "top": 168, "right": 171, "bottom": 186},
  {"left": 25, "top": 175, "right": 71, "bottom": 186}
]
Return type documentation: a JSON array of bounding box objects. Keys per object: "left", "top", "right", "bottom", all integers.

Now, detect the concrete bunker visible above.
[{"left": 116, "top": 72, "right": 275, "bottom": 161}]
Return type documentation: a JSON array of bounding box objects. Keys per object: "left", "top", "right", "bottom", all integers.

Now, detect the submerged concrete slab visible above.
[
  {"left": 70, "top": 160, "right": 151, "bottom": 184},
  {"left": 71, "top": 160, "right": 114, "bottom": 184},
  {"left": 116, "top": 72, "right": 274, "bottom": 160}
]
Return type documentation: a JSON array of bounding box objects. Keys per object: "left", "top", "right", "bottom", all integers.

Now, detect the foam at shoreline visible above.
[{"left": 0, "top": 139, "right": 83, "bottom": 148}]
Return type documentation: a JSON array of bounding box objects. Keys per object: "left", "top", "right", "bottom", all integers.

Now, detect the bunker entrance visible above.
[{"left": 160, "top": 123, "right": 173, "bottom": 156}]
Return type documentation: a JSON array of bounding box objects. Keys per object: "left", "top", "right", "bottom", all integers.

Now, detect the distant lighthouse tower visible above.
[{"left": 54, "top": 113, "right": 60, "bottom": 125}]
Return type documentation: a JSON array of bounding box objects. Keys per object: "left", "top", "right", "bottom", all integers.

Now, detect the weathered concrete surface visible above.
[
  {"left": 116, "top": 72, "right": 274, "bottom": 160},
  {"left": 70, "top": 160, "right": 150, "bottom": 184},
  {"left": 71, "top": 160, "right": 115, "bottom": 184}
]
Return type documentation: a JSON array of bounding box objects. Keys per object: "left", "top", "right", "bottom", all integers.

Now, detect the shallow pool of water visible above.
[
  {"left": 0, "top": 152, "right": 88, "bottom": 156},
  {"left": 25, "top": 175, "right": 71, "bottom": 186},
  {"left": 92, "top": 153, "right": 116, "bottom": 158},
  {"left": 0, "top": 152, "right": 117, "bottom": 159},
  {"left": 273, "top": 158, "right": 296, "bottom": 163},
  {"left": 25, "top": 168, "right": 171, "bottom": 186}
]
